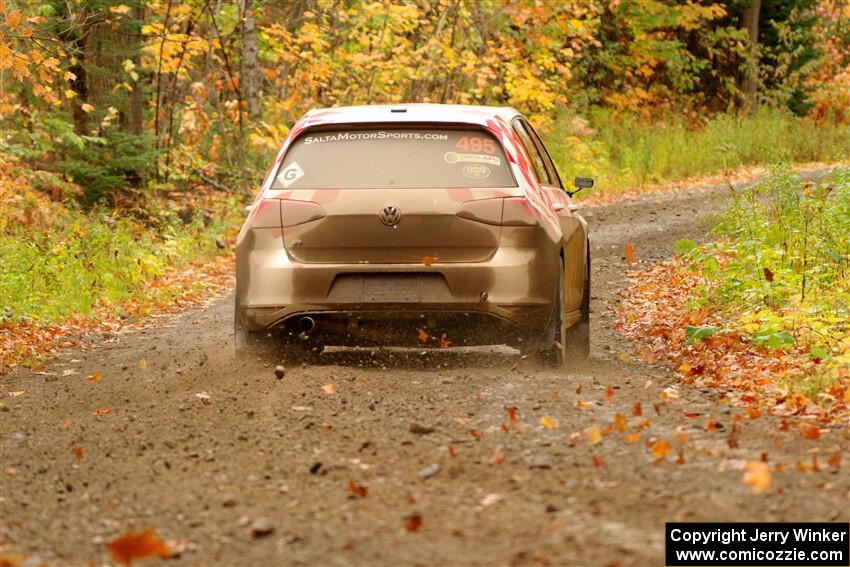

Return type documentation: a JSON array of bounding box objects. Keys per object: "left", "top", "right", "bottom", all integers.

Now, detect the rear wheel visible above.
[{"left": 534, "top": 255, "right": 590, "bottom": 367}]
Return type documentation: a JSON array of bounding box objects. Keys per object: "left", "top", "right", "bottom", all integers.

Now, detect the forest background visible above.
[{"left": 1, "top": 0, "right": 848, "bottom": 372}]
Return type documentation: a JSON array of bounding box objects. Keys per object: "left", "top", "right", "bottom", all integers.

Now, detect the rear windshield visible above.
[{"left": 273, "top": 128, "right": 516, "bottom": 189}]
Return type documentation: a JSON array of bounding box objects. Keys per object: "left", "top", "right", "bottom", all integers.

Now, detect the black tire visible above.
[
  {"left": 534, "top": 259, "right": 568, "bottom": 367},
  {"left": 535, "top": 253, "right": 590, "bottom": 367},
  {"left": 564, "top": 255, "right": 590, "bottom": 361}
]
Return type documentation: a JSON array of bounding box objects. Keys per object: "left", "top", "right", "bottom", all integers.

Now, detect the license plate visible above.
[{"left": 363, "top": 276, "right": 418, "bottom": 302}]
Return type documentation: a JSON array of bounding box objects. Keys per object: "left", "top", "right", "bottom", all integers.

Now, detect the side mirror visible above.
[{"left": 567, "top": 177, "right": 594, "bottom": 197}]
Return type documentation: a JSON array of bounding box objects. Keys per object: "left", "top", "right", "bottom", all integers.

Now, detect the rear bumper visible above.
[{"left": 236, "top": 226, "right": 560, "bottom": 334}]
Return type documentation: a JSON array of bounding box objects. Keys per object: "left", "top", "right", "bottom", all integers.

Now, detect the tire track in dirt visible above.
[{"left": 1, "top": 174, "right": 846, "bottom": 566}]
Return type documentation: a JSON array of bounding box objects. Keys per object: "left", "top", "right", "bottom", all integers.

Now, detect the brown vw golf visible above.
[{"left": 235, "top": 104, "right": 591, "bottom": 365}]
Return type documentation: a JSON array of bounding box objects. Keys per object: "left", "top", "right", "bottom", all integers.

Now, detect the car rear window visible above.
[{"left": 273, "top": 128, "right": 516, "bottom": 189}]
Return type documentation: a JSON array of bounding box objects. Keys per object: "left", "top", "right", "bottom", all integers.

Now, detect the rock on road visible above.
[{"left": 1, "top": 176, "right": 846, "bottom": 566}]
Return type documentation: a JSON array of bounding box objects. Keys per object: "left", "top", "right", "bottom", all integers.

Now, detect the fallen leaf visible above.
[
  {"left": 649, "top": 439, "right": 672, "bottom": 463},
  {"left": 586, "top": 425, "right": 602, "bottom": 445},
  {"left": 827, "top": 452, "right": 841, "bottom": 469},
  {"left": 63, "top": 419, "right": 73, "bottom": 430},
  {"left": 348, "top": 480, "right": 368, "bottom": 498},
  {"left": 447, "top": 444, "right": 457, "bottom": 459},
  {"left": 676, "top": 433, "right": 688, "bottom": 445},
  {"left": 632, "top": 403, "right": 642, "bottom": 417},
  {"left": 624, "top": 242, "right": 635, "bottom": 266},
  {"left": 613, "top": 413, "right": 628, "bottom": 433},
  {"left": 322, "top": 384, "right": 336, "bottom": 395},
  {"left": 743, "top": 461, "right": 771, "bottom": 494},
  {"left": 539, "top": 416, "right": 558, "bottom": 429},
  {"left": 73, "top": 447, "right": 83, "bottom": 461},
  {"left": 605, "top": 385, "right": 614, "bottom": 404},
  {"left": 506, "top": 406, "right": 518, "bottom": 422},
  {"left": 480, "top": 493, "right": 503, "bottom": 506},
  {"left": 625, "top": 433, "right": 641, "bottom": 444},
  {"left": 489, "top": 446, "right": 505, "bottom": 465},
  {"left": 86, "top": 372, "right": 102, "bottom": 382},
  {"left": 747, "top": 407, "right": 761, "bottom": 419},
  {"left": 108, "top": 528, "right": 169, "bottom": 566},
  {"left": 469, "top": 430, "right": 480, "bottom": 440},
  {"left": 591, "top": 455, "right": 605, "bottom": 467},
  {"left": 92, "top": 408, "right": 113, "bottom": 416},
  {"left": 727, "top": 423, "right": 740, "bottom": 448},
  {"left": 405, "top": 514, "right": 422, "bottom": 532},
  {"left": 138, "top": 358, "right": 147, "bottom": 369},
  {"left": 439, "top": 334, "right": 451, "bottom": 348},
  {"left": 675, "top": 450, "right": 686, "bottom": 465},
  {"left": 418, "top": 328, "right": 428, "bottom": 342},
  {"left": 802, "top": 425, "right": 821, "bottom": 439}
]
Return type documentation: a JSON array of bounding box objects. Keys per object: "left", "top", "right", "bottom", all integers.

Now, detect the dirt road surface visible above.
[{"left": 2, "top": 177, "right": 847, "bottom": 566}]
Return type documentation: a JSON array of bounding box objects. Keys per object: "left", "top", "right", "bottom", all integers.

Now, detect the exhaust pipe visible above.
[{"left": 299, "top": 316, "right": 316, "bottom": 332}]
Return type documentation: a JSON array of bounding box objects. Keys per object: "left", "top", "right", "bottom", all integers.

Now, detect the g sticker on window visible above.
[
  {"left": 443, "top": 152, "right": 501, "bottom": 166},
  {"left": 277, "top": 161, "right": 305, "bottom": 188},
  {"left": 462, "top": 164, "right": 491, "bottom": 179}
]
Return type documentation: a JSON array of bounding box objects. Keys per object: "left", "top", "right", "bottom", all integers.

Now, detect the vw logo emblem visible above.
[{"left": 379, "top": 205, "right": 401, "bottom": 227}]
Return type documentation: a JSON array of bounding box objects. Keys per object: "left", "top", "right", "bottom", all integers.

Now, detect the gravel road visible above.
[{"left": 2, "top": 176, "right": 846, "bottom": 566}]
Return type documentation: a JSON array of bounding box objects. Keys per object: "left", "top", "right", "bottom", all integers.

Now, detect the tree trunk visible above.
[
  {"left": 240, "top": 0, "right": 259, "bottom": 116},
  {"left": 739, "top": 0, "right": 761, "bottom": 114}
]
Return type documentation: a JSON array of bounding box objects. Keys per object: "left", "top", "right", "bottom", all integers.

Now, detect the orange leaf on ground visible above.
[
  {"left": 417, "top": 328, "right": 428, "bottom": 342},
  {"left": 624, "top": 243, "right": 635, "bottom": 267},
  {"left": 613, "top": 413, "right": 628, "bottom": 433},
  {"left": 92, "top": 408, "right": 112, "bottom": 416},
  {"left": 439, "top": 334, "right": 451, "bottom": 348},
  {"left": 321, "top": 384, "right": 336, "bottom": 395},
  {"left": 625, "top": 433, "right": 641, "bottom": 444},
  {"left": 827, "top": 452, "right": 841, "bottom": 469},
  {"left": 506, "top": 406, "right": 518, "bottom": 422},
  {"left": 747, "top": 407, "right": 761, "bottom": 419},
  {"left": 675, "top": 450, "right": 686, "bottom": 465},
  {"left": 447, "top": 444, "right": 457, "bottom": 459},
  {"left": 108, "top": 528, "right": 169, "bottom": 566},
  {"left": 606, "top": 385, "right": 614, "bottom": 404},
  {"left": 539, "top": 416, "right": 557, "bottom": 429},
  {"left": 649, "top": 439, "right": 672, "bottom": 463},
  {"left": 63, "top": 419, "right": 73, "bottom": 430},
  {"left": 802, "top": 425, "right": 821, "bottom": 439},
  {"left": 591, "top": 455, "right": 605, "bottom": 467},
  {"left": 489, "top": 446, "right": 505, "bottom": 465},
  {"left": 586, "top": 425, "right": 602, "bottom": 445},
  {"left": 632, "top": 403, "right": 642, "bottom": 416},
  {"left": 86, "top": 372, "right": 102, "bottom": 382},
  {"left": 348, "top": 480, "right": 367, "bottom": 498},
  {"left": 743, "top": 461, "right": 771, "bottom": 494},
  {"left": 73, "top": 447, "right": 83, "bottom": 461},
  {"left": 469, "top": 430, "right": 480, "bottom": 440},
  {"left": 405, "top": 514, "right": 423, "bottom": 532}
]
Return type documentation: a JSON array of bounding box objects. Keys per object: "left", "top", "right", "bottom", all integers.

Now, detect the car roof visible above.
[{"left": 298, "top": 103, "right": 522, "bottom": 129}]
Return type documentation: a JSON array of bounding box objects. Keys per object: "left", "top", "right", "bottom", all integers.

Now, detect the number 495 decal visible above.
[{"left": 456, "top": 136, "right": 495, "bottom": 154}]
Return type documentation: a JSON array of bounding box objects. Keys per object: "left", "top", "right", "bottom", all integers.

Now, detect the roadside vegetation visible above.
[
  {"left": 620, "top": 167, "right": 849, "bottom": 424},
  {"left": 1, "top": 0, "right": 849, "bottom": 374}
]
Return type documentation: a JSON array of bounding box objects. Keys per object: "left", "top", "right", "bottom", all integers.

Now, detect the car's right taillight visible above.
[{"left": 457, "top": 197, "right": 539, "bottom": 227}]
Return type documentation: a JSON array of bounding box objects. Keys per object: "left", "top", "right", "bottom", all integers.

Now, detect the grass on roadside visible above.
[
  {"left": 620, "top": 166, "right": 849, "bottom": 421},
  {"left": 547, "top": 107, "right": 850, "bottom": 196}
]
